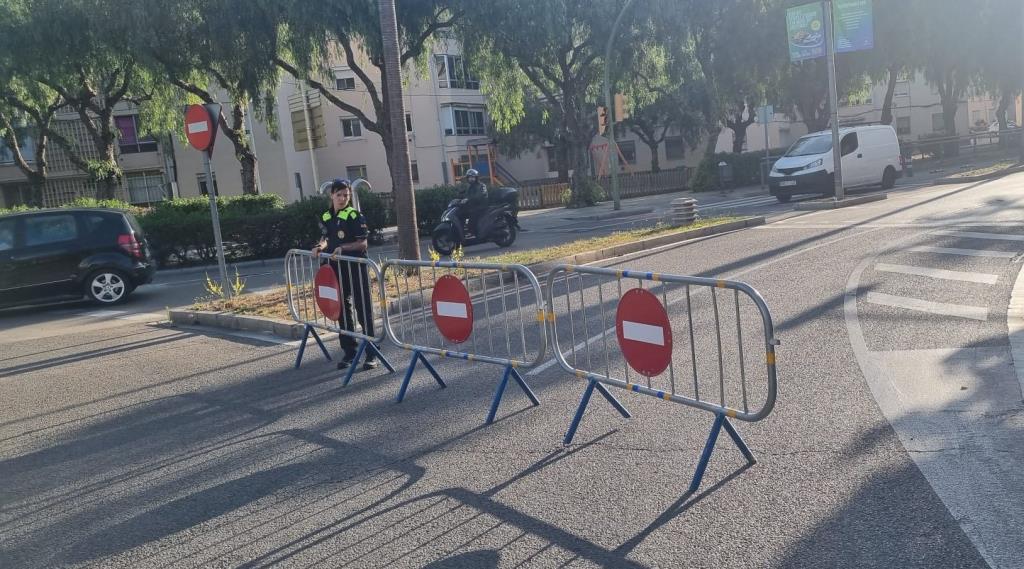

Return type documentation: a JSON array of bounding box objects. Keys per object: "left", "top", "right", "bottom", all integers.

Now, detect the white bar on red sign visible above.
[
  {"left": 187, "top": 121, "right": 209, "bottom": 134},
  {"left": 436, "top": 301, "right": 468, "bottom": 319},
  {"left": 318, "top": 286, "right": 339, "bottom": 301},
  {"left": 622, "top": 321, "right": 665, "bottom": 346}
]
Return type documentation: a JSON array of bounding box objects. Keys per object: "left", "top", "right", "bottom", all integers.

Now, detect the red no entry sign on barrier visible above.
[
  {"left": 314, "top": 265, "right": 343, "bottom": 321},
  {"left": 431, "top": 275, "right": 473, "bottom": 343},
  {"left": 616, "top": 288, "right": 673, "bottom": 377}
]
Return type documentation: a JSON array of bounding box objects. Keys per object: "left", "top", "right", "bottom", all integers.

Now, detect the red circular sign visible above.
[
  {"left": 615, "top": 288, "right": 673, "bottom": 377},
  {"left": 314, "top": 265, "right": 343, "bottom": 321},
  {"left": 184, "top": 105, "right": 215, "bottom": 151},
  {"left": 431, "top": 275, "right": 473, "bottom": 343}
]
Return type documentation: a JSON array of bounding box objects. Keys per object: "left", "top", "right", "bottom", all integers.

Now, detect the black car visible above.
[{"left": 0, "top": 208, "right": 156, "bottom": 308}]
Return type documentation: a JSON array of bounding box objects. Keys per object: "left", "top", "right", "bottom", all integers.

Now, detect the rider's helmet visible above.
[{"left": 465, "top": 169, "right": 479, "bottom": 184}]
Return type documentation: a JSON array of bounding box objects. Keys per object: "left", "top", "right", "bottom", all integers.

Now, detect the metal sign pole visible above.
[
  {"left": 824, "top": 0, "right": 844, "bottom": 200},
  {"left": 762, "top": 105, "right": 771, "bottom": 189},
  {"left": 203, "top": 150, "right": 231, "bottom": 298}
]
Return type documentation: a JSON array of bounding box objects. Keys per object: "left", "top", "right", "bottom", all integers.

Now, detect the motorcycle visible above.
[{"left": 431, "top": 187, "right": 520, "bottom": 256}]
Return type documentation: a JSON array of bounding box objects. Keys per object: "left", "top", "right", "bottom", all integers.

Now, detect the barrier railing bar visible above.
[
  {"left": 663, "top": 282, "right": 677, "bottom": 396},
  {"left": 735, "top": 289, "right": 749, "bottom": 414},
  {"left": 480, "top": 270, "right": 495, "bottom": 354},
  {"left": 498, "top": 270, "right": 513, "bottom": 360},
  {"left": 712, "top": 287, "right": 725, "bottom": 408},
  {"left": 597, "top": 280, "right": 612, "bottom": 383},
  {"left": 513, "top": 271, "right": 528, "bottom": 363},
  {"left": 616, "top": 273, "right": 630, "bottom": 386},
  {"left": 578, "top": 273, "right": 593, "bottom": 372},
  {"left": 565, "top": 274, "right": 578, "bottom": 368},
  {"left": 684, "top": 285, "right": 698, "bottom": 399},
  {"left": 464, "top": 266, "right": 480, "bottom": 356},
  {"left": 419, "top": 266, "right": 432, "bottom": 349},
  {"left": 345, "top": 258, "right": 356, "bottom": 333}
]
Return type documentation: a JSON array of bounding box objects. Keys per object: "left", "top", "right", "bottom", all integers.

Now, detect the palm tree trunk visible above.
[{"left": 378, "top": 0, "right": 420, "bottom": 260}]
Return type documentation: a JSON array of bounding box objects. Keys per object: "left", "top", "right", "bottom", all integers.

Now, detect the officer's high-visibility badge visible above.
[{"left": 337, "top": 230, "right": 345, "bottom": 239}]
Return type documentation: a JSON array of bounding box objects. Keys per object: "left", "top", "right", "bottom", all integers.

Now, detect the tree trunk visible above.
[
  {"left": 377, "top": 0, "right": 420, "bottom": 260},
  {"left": 570, "top": 139, "right": 592, "bottom": 207},
  {"left": 730, "top": 125, "right": 747, "bottom": 154},
  {"left": 228, "top": 105, "right": 259, "bottom": 195},
  {"left": 996, "top": 93, "right": 1011, "bottom": 131},
  {"left": 880, "top": 65, "right": 900, "bottom": 126},
  {"left": 704, "top": 125, "right": 722, "bottom": 158},
  {"left": 556, "top": 141, "right": 570, "bottom": 182},
  {"left": 646, "top": 141, "right": 661, "bottom": 172}
]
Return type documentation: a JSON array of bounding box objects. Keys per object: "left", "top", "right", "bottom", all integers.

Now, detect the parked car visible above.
[
  {"left": 0, "top": 208, "right": 155, "bottom": 308},
  {"left": 769, "top": 124, "right": 903, "bottom": 202}
]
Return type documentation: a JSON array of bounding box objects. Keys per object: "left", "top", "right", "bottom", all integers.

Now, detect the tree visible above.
[
  {"left": 458, "top": 0, "right": 629, "bottom": 206},
  {"left": 977, "top": 0, "right": 1023, "bottom": 133},
  {"left": 491, "top": 93, "right": 571, "bottom": 182},
  {"left": 1, "top": 0, "right": 177, "bottom": 200},
  {"left": 860, "top": 1, "right": 921, "bottom": 126},
  {"left": 133, "top": 0, "right": 283, "bottom": 195}
]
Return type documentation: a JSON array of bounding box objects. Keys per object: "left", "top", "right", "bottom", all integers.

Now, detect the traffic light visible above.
[
  {"left": 597, "top": 105, "right": 608, "bottom": 135},
  {"left": 614, "top": 93, "right": 629, "bottom": 122}
]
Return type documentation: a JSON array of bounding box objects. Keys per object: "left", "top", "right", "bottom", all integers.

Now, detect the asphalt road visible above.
[{"left": 2, "top": 171, "right": 1022, "bottom": 567}]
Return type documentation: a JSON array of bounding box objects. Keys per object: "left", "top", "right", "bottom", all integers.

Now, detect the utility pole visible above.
[
  {"left": 605, "top": 0, "right": 636, "bottom": 211},
  {"left": 300, "top": 82, "right": 319, "bottom": 194},
  {"left": 824, "top": 0, "right": 844, "bottom": 200},
  {"left": 1020, "top": 0, "right": 1024, "bottom": 163},
  {"left": 378, "top": 0, "right": 420, "bottom": 260}
]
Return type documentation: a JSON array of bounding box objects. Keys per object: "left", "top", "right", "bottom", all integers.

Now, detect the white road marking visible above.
[
  {"left": 865, "top": 292, "right": 989, "bottom": 321},
  {"left": 435, "top": 301, "right": 468, "bottom": 319},
  {"left": 908, "top": 246, "right": 1017, "bottom": 259},
  {"left": 621, "top": 322, "right": 665, "bottom": 346},
  {"left": 932, "top": 230, "right": 1024, "bottom": 242},
  {"left": 875, "top": 263, "right": 1000, "bottom": 285}
]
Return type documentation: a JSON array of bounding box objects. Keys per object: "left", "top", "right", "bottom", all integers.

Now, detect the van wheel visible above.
[
  {"left": 882, "top": 167, "right": 896, "bottom": 190},
  {"left": 85, "top": 269, "right": 132, "bottom": 305},
  {"left": 776, "top": 194, "right": 792, "bottom": 203}
]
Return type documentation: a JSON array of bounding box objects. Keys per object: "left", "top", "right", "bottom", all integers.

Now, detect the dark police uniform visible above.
[{"left": 319, "top": 205, "right": 375, "bottom": 361}]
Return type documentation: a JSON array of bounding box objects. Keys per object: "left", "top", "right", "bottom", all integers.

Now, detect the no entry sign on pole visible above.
[
  {"left": 184, "top": 104, "right": 221, "bottom": 152},
  {"left": 314, "top": 265, "right": 343, "bottom": 321},
  {"left": 431, "top": 275, "right": 473, "bottom": 343},
  {"left": 615, "top": 288, "right": 673, "bottom": 377}
]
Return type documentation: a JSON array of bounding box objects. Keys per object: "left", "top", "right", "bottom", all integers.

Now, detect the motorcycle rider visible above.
[{"left": 458, "top": 168, "right": 488, "bottom": 237}]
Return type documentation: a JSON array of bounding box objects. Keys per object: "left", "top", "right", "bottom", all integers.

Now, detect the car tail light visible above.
[{"left": 118, "top": 233, "right": 143, "bottom": 259}]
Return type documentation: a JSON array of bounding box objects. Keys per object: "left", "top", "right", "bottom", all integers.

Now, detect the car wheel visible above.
[
  {"left": 85, "top": 269, "right": 132, "bottom": 305},
  {"left": 776, "top": 194, "right": 792, "bottom": 203},
  {"left": 882, "top": 167, "right": 896, "bottom": 190}
]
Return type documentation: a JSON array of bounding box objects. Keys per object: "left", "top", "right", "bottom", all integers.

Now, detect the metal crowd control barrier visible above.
[
  {"left": 381, "top": 259, "right": 548, "bottom": 424},
  {"left": 285, "top": 249, "right": 396, "bottom": 385},
  {"left": 546, "top": 265, "right": 779, "bottom": 492}
]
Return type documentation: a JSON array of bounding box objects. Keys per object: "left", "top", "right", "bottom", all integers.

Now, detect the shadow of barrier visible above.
[
  {"left": 381, "top": 260, "right": 549, "bottom": 425},
  {"left": 285, "top": 249, "right": 396, "bottom": 385},
  {"left": 545, "top": 264, "right": 780, "bottom": 492}
]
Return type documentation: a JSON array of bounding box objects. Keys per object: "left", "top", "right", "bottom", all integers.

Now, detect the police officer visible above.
[{"left": 312, "top": 178, "right": 378, "bottom": 370}]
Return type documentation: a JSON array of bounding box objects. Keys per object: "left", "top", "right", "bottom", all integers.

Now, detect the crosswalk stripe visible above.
[
  {"left": 908, "top": 246, "right": 1017, "bottom": 259},
  {"left": 865, "top": 292, "right": 989, "bottom": 321},
  {"left": 875, "top": 263, "right": 999, "bottom": 284},
  {"left": 932, "top": 230, "right": 1024, "bottom": 242},
  {"left": 704, "top": 196, "right": 777, "bottom": 209}
]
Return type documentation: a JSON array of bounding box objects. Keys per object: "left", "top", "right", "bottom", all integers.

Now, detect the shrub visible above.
[
  {"left": 357, "top": 188, "right": 392, "bottom": 244},
  {"left": 414, "top": 185, "right": 460, "bottom": 234},
  {"left": 692, "top": 148, "right": 789, "bottom": 192}
]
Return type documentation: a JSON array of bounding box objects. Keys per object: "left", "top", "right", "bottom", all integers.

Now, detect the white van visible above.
[{"left": 769, "top": 125, "right": 902, "bottom": 202}]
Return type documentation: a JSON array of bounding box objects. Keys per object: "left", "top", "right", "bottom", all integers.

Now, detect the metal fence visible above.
[
  {"left": 545, "top": 264, "right": 779, "bottom": 492},
  {"left": 285, "top": 249, "right": 395, "bottom": 384},
  {"left": 381, "top": 259, "right": 548, "bottom": 424}
]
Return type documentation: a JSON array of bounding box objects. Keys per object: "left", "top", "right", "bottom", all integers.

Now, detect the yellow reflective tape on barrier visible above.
[
  {"left": 566, "top": 266, "right": 575, "bottom": 273},
  {"left": 617, "top": 270, "right": 624, "bottom": 279},
  {"left": 536, "top": 310, "right": 546, "bottom": 322},
  {"left": 767, "top": 352, "right": 776, "bottom": 365},
  {"left": 625, "top": 382, "right": 633, "bottom": 391},
  {"left": 651, "top": 273, "right": 661, "bottom": 282},
  {"left": 716, "top": 280, "right": 727, "bottom": 288},
  {"left": 468, "top": 354, "right": 475, "bottom": 361},
  {"left": 404, "top": 344, "right": 413, "bottom": 350},
  {"left": 440, "top": 350, "right": 448, "bottom": 357},
  {"left": 662, "top": 392, "right": 671, "bottom": 401},
  {"left": 726, "top": 409, "right": 737, "bottom": 418}
]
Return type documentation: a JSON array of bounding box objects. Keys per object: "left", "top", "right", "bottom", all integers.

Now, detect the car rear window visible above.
[
  {"left": 80, "top": 212, "right": 129, "bottom": 243},
  {"left": 24, "top": 214, "right": 78, "bottom": 247},
  {"left": 124, "top": 213, "right": 145, "bottom": 237}
]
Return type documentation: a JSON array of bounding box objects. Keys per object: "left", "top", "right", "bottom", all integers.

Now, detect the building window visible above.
[
  {"left": 411, "top": 161, "right": 420, "bottom": 183},
  {"left": 664, "top": 136, "right": 686, "bottom": 161},
  {"left": 434, "top": 54, "right": 479, "bottom": 90},
  {"left": 125, "top": 171, "right": 166, "bottom": 204},
  {"left": 546, "top": 147, "right": 559, "bottom": 172},
  {"left": 896, "top": 116, "right": 911, "bottom": 136},
  {"left": 618, "top": 140, "right": 636, "bottom": 165},
  {"left": 445, "top": 108, "right": 486, "bottom": 136},
  {"left": 197, "top": 173, "right": 218, "bottom": 196},
  {"left": 341, "top": 118, "right": 362, "bottom": 139},
  {"left": 335, "top": 76, "right": 356, "bottom": 91},
  {"left": 116, "top": 115, "right": 159, "bottom": 154},
  {"left": 931, "top": 112, "right": 946, "bottom": 133},
  {"left": 0, "top": 129, "right": 35, "bottom": 164},
  {"left": 405, "top": 113, "right": 413, "bottom": 133},
  {"left": 346, "top": 165, "right": 367, "bottom": 180}
]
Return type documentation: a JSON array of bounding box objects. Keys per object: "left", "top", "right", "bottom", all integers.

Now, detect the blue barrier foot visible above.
[
  {"left": 594, "top": 382, "right": 631, "bottom": 418},
  {"left": 510, "top": 368, "right": 541, "bottom": 407},
  {"left": 295, "top": 325, "right": 332, "bottom": 369},
  {"left": 564, "top": 380, "right": 598, "bottom": 445},
  {"left": 486, "top": 365, "right": 541, "bottom": 425},
  {"left": 366, "top": 342, "right": 396, "bottom": 373},
  {"left": 341, "top": 340, "right": 368, "bottom": 387},
  {"left": 689, "top": 413, "right": 754, "bottom": 493},
  {"left": 395, "top": 350, "right": 447, "bottom": 404}
]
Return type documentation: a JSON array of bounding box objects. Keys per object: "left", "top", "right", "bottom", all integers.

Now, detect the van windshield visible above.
[{"left": 785, "top": 134, "right": 833, "bottom": 157}]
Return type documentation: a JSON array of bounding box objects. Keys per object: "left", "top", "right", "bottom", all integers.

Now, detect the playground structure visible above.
[
  {"left": 449, "top": 139, "right": 521, "bottom": 187},
  {"left": 589, "top": 141, "right": 634, "bottom": 178}
]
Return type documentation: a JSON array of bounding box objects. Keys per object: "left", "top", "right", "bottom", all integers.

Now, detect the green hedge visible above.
[{"left": 692, "top": 148, "right": 789, "bottom": 192}]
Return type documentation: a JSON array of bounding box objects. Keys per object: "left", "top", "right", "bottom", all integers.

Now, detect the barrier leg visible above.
[
  {"left": 509, "top": 368, "right": 540, "bottom": 407},
  {"left": 295, "top": 324, "right": 332, "bottom": 369},
  {"left": 564, "top": 380, "right": 598, "bottom": 445},
  {"left": 366, "top": 342, "right": 396, "bottom": 373},
  {"left": 594, "top": 382, "right": 631, "bottom": 418},
  {"left": 689, "top": 413, "right": 726, "bottom": 493},
  {"left": 722, "top": 417, "right": 756, "bottom": 465},
  {"left": 485, "top": 365, "right": 513, "bottom": 424},
  {"left": 396, "top": 351, "right": 447, "bottom": 404},
  {"left": 341, "top": 340, "right": 368, "bottom": 388}
]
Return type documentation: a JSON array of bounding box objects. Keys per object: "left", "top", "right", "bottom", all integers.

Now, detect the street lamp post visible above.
[
  {"left": 823, "top": 0, "right": 844, "bottom": 201},
  {"left": 605, "top": 0, "right": 637, "bottom": 211}
]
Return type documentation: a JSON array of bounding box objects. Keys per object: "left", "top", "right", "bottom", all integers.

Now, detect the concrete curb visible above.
[
  {"left": 560, "top": 207, "right": 654, "bottom": 221},
  {"left": 158, "top": 257, "right": 284, "bottom": 278},
  {"left": 1006, "top": 258, "right": 1024, "bottom": 401},
  {"left": 172, "top": 216, "right": 765, "bottom": 339},
  {"left": 933, "top": 164, "right": 1024, "bottom": 185},
  {"left": 794, "top": 193, "right": 887, "bottom": 210}
]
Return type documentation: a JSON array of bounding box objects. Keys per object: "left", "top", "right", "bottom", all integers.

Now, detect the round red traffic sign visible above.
[
  {"left": 615, "top": 288, "right": 673, "bottom": 377},
  {"left": 184, "top": 104, "right": 215, "bottom": 151},
  {"left": 431, "top": 275, "right": 473, "bottom": 343},
  {"left": 314, "top": 265, "right": 343, "bottom": 321}
]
